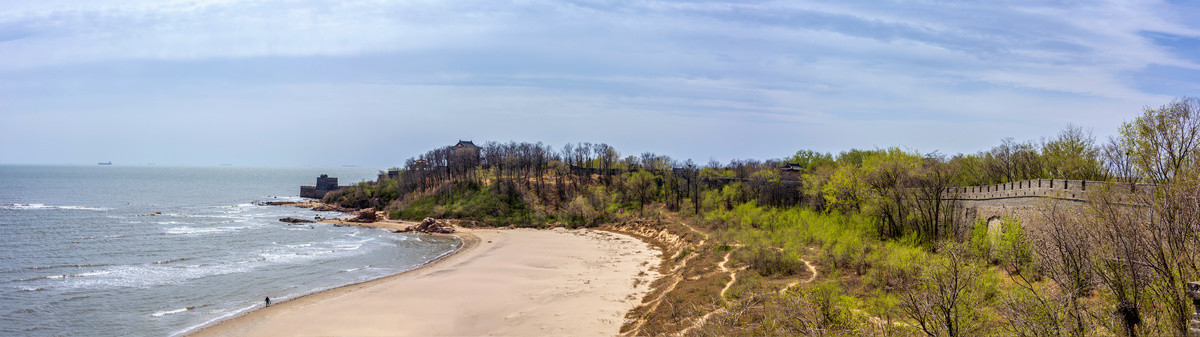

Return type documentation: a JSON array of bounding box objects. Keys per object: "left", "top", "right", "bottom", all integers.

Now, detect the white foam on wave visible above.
[
  {"left": 40, "top": 262, "right": 255, "bottom": 290},
  {"left": 34, "top": 237, "right": 380, "bottom": 290},
  {"left": 258, "top": 237, "right": 375, "bottom": 264},
  {"left": 151, "top": 307, "right": 189, "bottom": 317},
  {"left": 164, "top": 226, "right": 247, "bottom": 235},
  {"left": 2, "top": 203, "right": 110, "bottom": 211},
  {"left": 171, "top": 303, "right": 258, "bottom": 337},
  {"left": 40, "top": 269, "right": 114, "bottom": 280}
]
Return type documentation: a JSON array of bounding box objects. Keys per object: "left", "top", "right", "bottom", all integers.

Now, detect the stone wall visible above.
[
  {"left": 942, "top": 179, "right": 1151, "bottom": 240},
  {"left": 301, "top": 174, "right": 343, "bottom": 199},
  {"left": 944, "top": 178, "right": 1153, "bottom": 202}
]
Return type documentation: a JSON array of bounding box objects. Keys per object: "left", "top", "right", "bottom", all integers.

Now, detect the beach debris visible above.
[
  {"left": 278, "top": 217, "right": 315, "bottom": 224},
  {"left": 401, "top": 217, "right": 456, "bottom": 234},
  {"left": 346, "top": 208, "right": 378, "bottom": 223}
]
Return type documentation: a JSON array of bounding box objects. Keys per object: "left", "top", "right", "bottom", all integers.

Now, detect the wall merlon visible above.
[{"left": 942, "top": 179, "right": 1148, "bottom": 202}]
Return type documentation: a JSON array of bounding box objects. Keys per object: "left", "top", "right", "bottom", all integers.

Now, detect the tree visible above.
[
  {"left": 822, "top": 163, "right": 866, "bottom": 214},
  {"left": 900, "top": 243, "right": 985, "bottom": 337},
  {"left": 1042, "top": 124, "right": 1103, "bottom": 181},
  {"left": 983, "top": 138, "right": 1044, "bottom": 184},
  {"left": 1118, "top": 97, "right": 1200, "bottom": 183},
  {"left": 787, "top": 149, "right": 834, "bottom": 172},
  {"left": 625, "top": 170, "right": 656, "bottom": 212}
]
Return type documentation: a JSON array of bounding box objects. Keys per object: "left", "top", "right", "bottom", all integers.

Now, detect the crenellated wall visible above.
[
  {"left": 943, "top": 179, "right": 1154, "bottom": 202},
  {"left": 943, "top": 179, "right": 1152, "bottom": 240},
  {"left": 300, "top": 174, "right": 343, "bottom": 199}
]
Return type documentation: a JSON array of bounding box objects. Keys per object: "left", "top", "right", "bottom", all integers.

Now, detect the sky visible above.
[{"left": 1, "top": 0, "right": 1199, "bottom": 168}]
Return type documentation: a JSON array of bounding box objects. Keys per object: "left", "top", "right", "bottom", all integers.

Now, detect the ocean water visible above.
[{"left": 0, "top": 166, "right": 459, "bottom": 337}]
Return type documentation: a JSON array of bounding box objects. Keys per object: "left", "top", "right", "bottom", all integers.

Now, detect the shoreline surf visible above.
[
  {"left": 186, "top": 226, "right": 661, "bottom": 336},
  {"left": 178, "top": 227, "right": 467, "bottom": 336}
]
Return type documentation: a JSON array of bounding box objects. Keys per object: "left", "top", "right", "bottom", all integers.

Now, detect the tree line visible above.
[{"left": 321, "top": 97, "right": 1200, "bottom": 336}]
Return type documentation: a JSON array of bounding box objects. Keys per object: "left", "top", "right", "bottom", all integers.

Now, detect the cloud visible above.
[{"left": 1, "top": 0, "right": 1198, "bottom": 165}]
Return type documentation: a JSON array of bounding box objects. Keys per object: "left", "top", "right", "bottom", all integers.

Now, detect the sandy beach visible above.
[{"left": 189, "top": 227, "right": 661, "bottom": 336}]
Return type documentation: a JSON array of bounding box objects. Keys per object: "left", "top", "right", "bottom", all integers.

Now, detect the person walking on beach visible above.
[{"left": 265, "top": 297, "right": 271, "bottom": 306}]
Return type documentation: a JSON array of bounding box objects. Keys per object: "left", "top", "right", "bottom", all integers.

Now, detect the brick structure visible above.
[
  {"left": 943, "top": 179, "right": 1152, "bottom": 240},
  {"left": 300, "top": 174, "right": 341, "bottom": 199}
]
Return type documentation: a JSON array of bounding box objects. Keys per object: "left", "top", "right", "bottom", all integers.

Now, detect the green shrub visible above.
[
  {"left": 996, "top": 218, "right": 1034, "bottom": 273},
  {"left": 969, "top": 217, "right": 993, "bottom": 261}
]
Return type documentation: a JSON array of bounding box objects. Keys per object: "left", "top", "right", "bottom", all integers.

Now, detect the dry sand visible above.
[{"left": 188, "top": 227, "right": 661, "bottom": 336}]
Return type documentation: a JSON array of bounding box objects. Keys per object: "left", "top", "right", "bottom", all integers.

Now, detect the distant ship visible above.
[{"left": 98, "top": 162, "right": 112, "bottom": 166}]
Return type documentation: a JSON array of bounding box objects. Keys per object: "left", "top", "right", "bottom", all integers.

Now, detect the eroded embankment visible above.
[{"left": 596, "top": 210, "right": 823, "bottom": 337}]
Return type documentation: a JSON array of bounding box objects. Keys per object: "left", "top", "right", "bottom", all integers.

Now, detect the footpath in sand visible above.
[{"left": 189, "top": 227, "right": 661, "bottom": 337}]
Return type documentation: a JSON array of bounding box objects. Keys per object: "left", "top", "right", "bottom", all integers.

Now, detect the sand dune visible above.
[{"left": 189, "top": 227, "right": 661, "bottom": 336}]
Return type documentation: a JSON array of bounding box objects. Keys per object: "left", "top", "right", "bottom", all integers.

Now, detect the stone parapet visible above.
[{"left": 943, "top": 179, "right": 1154, "bottom": 202}]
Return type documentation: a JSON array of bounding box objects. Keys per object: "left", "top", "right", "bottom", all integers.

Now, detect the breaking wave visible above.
[{"left": 2, "top": 203, "right": 109, "bottom": 211}]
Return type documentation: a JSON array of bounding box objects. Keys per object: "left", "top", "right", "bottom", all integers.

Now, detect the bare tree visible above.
[{"left": 900, "top": 242, "right": 983, "bottom": 337}]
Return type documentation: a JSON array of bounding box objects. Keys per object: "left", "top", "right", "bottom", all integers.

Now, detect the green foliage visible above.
[
  {"left": 1042, "top": 124, "right": 1104, "bottom": 181},
  {"left": 969, "top": 217, "right": 993, "bottom": 261},
  {"left": 622, "top": 170, "right": 657, "bottom": 211},
  {"left": 836, "top": 148, "right": 881, "bottom": 168},
  {"left": 804, "top": 280, "right": 856, "bottom": 329},
  {"left": 996, "top": 218, "right": 1033, "bottom": 273},
  {"left": 900, "top": 243, "right": 990, "bottom": 337},
  {"left": 323, "top": 178, "right": 400, "bottom": 209},
  {"left": 749, "top": 168, "right": 780, "bottom": 182},
  {"left": 864, "top": 242, "right": 928, "bottom": 291},
  {"left": 821, "top": 164, "right": 866, "bottom": 214},
  {"left": 387, "top": 181, "right": 541, "bottom": 226},
  {"left": 786, "top": 149, "right": 834, "bottom": 172},
  {"left": 743, "top": 246, "right": 806, "bottom": 277},
  {"left": 564, "top": 195, "right": 598, "bottom": 226},
  {"left": 1118, "top": 97, "right": 1200, "bottom": 182}
]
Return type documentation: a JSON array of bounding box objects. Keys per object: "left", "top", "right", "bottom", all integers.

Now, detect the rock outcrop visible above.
[
  {"left": 401, "top": 217, "right": 456, "bottom": 234},
  {"left": 278, "top": 217, "right": 316, "bottom": 223},
  {"left": 347, "top": 208, "right": 378, "bottom": 223},
  {"left": 312, "top": 204, "right": 358, "bottom": 213}
]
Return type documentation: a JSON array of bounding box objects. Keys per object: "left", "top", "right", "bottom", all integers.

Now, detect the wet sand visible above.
[{"left": 188, "top": 227, "right": 661, "bottom": 336}]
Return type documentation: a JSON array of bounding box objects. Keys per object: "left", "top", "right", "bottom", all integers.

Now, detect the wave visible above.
[
  {"left": 37, "top": 269, "right": 115, "bottom": 280},
  {"left": 153, "top": 257, "right": 189, "bottom": 265},
  {"left": 26, "top": 237, "right": 379, "bottom": 290},
  {"left": 2, "top": 203, "right": 109, "bottom": 211},
  {"left": 172, "top": 303, "right": 258, "bottom": 337},
  {"left": 35, "top": 262, "right": 255, "bottom": 290},
  {"left": 150, "top": 307, "right": 192, "bottom": 317},
  {"left": 164, "top": 226, "right": 247, "bottom": 236},
  {"left": 25, "top": 263, "right": 115, "bottom": 271}
]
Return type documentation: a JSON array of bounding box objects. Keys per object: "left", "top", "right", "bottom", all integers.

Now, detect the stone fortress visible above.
[{"left": 301, "top": 174, "right": 342, "bottom": 199}]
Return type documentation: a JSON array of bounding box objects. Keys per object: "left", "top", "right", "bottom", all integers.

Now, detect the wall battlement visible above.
[
  {"left": 944, "top": 179, "right": 1154, "bottom": 240},
  {"left": 301, "top": 174, "right": 343, "bottom": 199},
  {"left": 943, "top": 179, "right": 1154, "bottom": 202}
]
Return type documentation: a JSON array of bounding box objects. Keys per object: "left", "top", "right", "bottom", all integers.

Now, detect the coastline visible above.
[
  {"left": 187, "top": 221, "right": 661, "bottom": 336},
  {"left": 181, "top": 222, "right": 471, "bottom": 336}
]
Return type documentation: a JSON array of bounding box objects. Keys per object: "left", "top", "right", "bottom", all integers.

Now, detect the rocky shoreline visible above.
[{"left": 266, "top": 201, "right": 454, "bottom": 234}]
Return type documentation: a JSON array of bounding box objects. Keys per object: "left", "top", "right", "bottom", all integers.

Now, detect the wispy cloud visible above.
[{"left": 1, "top": 0, "right": 1198, "bottom": 165}]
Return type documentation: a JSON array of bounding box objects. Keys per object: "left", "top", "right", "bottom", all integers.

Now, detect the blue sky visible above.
[{"left": 1, "top": 0, "right": 1198, "bottom": 167}]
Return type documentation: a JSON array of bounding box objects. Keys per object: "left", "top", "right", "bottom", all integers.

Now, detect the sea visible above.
[{"left": 0, "top": 165, "right": 459, "bottom": 337}]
